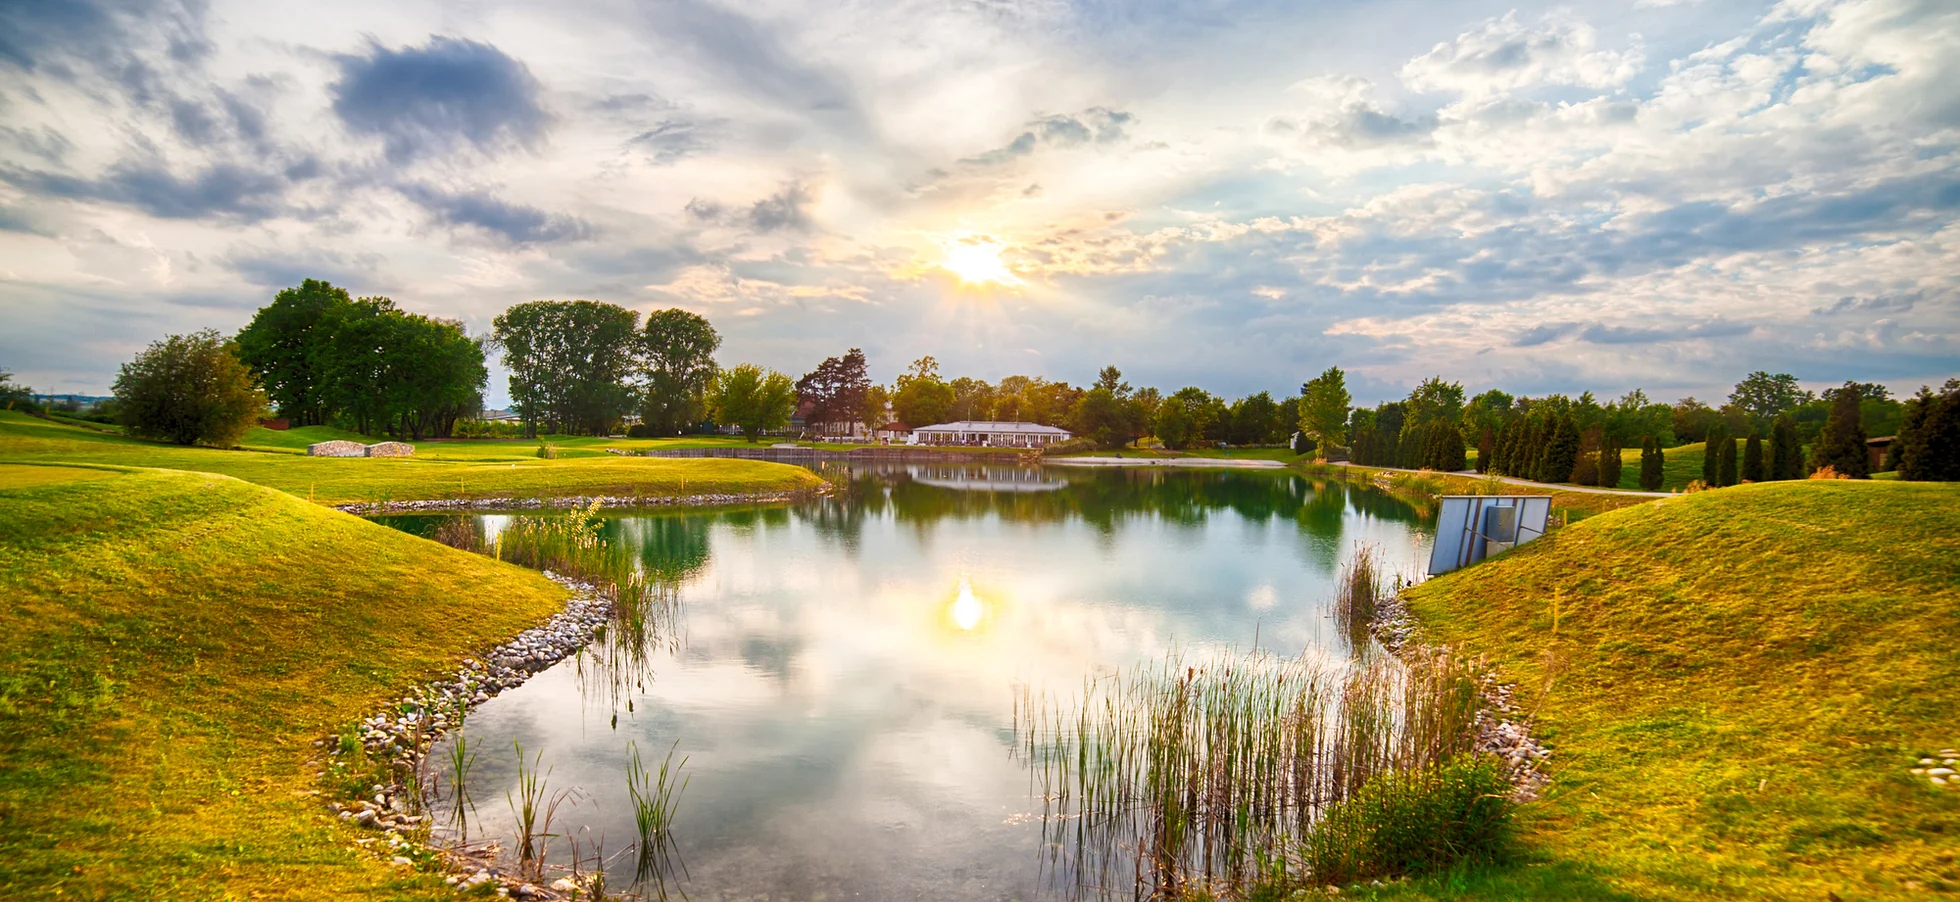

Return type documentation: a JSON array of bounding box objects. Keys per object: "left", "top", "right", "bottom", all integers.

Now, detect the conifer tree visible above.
[
  {"left": 1570, "top": 426, "right": 1602, "bottom": 486},
  {"left": 1476, "top": 426, "right": 1494, "bottom": 473},
  {"left": 1887, "top": 391, "right": 1927, "bottom": 473},
  {"left": 1701, "top": 424, "right": 1727, "bottom": 487},
  {"left": 1770, "top": 415, "right": 1804, "bottom": 481},
  {"left": 1639, "top": 435, "right": 1665, "bottom": 490},
  {"left": 1741, "top": 432, "right": 1765, "bottom": 482},
  {"left": 1717, "top": 433, "right": 1738, "bottom": 486},
  {"left": 1899, "top": 387, "right": 1960, "bottom": 481},
  {"left": 1538, "top": 414, "right": 1580, "bottom": 484},
  {"left": 1598, "top": 436, "right": 1622, "bottom": 488},
  {"left": 1809, "top": 382, "right": 1870, "bottom": 477}
]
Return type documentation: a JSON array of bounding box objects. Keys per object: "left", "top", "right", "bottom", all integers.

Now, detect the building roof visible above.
[{"left": 913, "top": 420, "right": 1071, "bottom": 435}]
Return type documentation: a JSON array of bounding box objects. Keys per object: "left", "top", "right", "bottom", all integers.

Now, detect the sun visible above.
[{"left": 940, "top": 238, "right": 1020, "bottom": 286}]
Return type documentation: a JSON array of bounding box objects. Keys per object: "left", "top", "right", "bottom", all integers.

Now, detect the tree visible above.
[
  {"left": 1297, "top": 367, "right": 1351, "bottom": 456},
  {"left": 1671, "top": 397, "right": 1722, "bottom": 444},
  {"left": 1422, "top": 420, "right": 1466, "bottom": 471},
  {"left": 1154, "top": 387, "right": 1221, "bottom": 450},
  {"left": 1570, "top": 427, "right": 1602, "bottom": 486},
  {"left": 796, "top": 348, "right": 871, "bottom": 437},
  {"left": 949, "top": 377, "right": 995, "bottom": 422},
  {"left": 1741, "top": 432, "right": 1765, "bottom": 483},
  {"left": 1475, "top": 426, "right": 1494, "bottom": 474},
  {"left": 234, "top": 279, "right": 353, "bottom": 426},
  {"left": 1230, "top": 392, "right": 1282, "bottom": 445},
  {"left": 1537, "top": 414, "right": 1579, "bottom": 484},
  {"left": 493, "top": 301, "right": 641, "bottom": 436},
  {"left": 1822, "top": 382, "right": 1891, "bottom": 403},
  {"left": 709, "top": 364, "right": 795, "bottom": 441},
  {"left": 1717, "top": 434, "right": 1738, "bottom": 487},
  {"left": 114, "top": 330, "right": 266, "bottom": 447},
  {"left": 862, "top": 384, "right": 893, "bottom": 432},
  {"left": 1701, "top": 423, "right": 1728, "bottom": 487},
  {"left": 1639, "top": 436, "right": 1664, "bottom": 491},
  {"left": 1809, "top": 382, "right": 1870, "bottom": 478},
  {"left": 1769, "top": 416, "right": 1804, "bottom": 481},
  {"left": 639, "top": 308, "right": 721, "bottom": 436},
  {"left": 1897, "top": 383, "right": 1960, "bottom": 481},
  {"left": 1729, "top": 371, "right": 1814, "bottom": 425},
  {"left": 893, "top": 356, "right": 953, "bottom": 429},
  {"left": 1597, "top": 435, "right": 1622, "bottom": 488},
  {"left": 0, "top": 368, "right": 30, "bottom": 410}
]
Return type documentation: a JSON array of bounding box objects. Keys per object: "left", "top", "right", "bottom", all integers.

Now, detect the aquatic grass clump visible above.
[
  {"left": 1016, "top": 646, "right": 1489, "bottom": 898},
  {"left": 1333, "top": 543, "right": 1382, "bottom": 648},
  {"left": 1297, "top": 754, "right": 1516, "bottom": 886},
  {"left": 625, "top": 739, "right": 690, "bottom": 897}
]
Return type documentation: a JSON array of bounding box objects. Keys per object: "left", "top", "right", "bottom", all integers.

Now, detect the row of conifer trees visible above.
[{"left": 1476, "top": 412, "right": 1627, "bottom": 488}]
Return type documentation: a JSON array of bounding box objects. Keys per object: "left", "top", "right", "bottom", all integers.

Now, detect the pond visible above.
[{"left": 373, "top": 463, "right": 1436, "bottom": 900}]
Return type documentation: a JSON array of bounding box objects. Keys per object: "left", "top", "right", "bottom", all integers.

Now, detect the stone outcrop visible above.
[
  {"left": 307, "top": 440, "right": 368, "bottom": 457},
  {"left": 364, "top": 441, "right": 413, "bottom": 458}
]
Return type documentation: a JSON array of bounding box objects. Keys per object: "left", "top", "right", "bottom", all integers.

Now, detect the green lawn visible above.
[
  {"left": 0, "top": 412, "right": 821, "bottom": 505},
  {"left": 1055, "top": 445, "right": 1305, "bottom": 461},
  {"left": 0, "top": 469, "right": 572, "bottom": 899},
  {"left": 1357, "top": 480, "right": 1960, "bottom": 900}
]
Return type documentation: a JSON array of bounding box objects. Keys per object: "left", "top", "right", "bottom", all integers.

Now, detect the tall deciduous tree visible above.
[
  {"left": 234, "top": 279, "right": 354, "bottom": 426},
  {"left": 1809, "top": 382, "right": 1870, "bottom": 478},
  {"left": 1154, "top": 387, "right": 1221, "bottom": 450},
  {"left": 1727, "top": 371, "right": 1813, "bottom": 425},
  {"left": 1297, "top": 367, "right": 1351, "bottom": 456},
  {"left": 1230, "top": 392, "right": 1283, "bottom": 446},
  {"left": 114, "top": 330, "right": 266, "bottom": 446},
  {"left": 639, "top": 308, "right": 721, "bottom": 436},
  {"left": 795, "top": 348, "right": 871, "bottom": 437},
  {"left": 493, "top": 300, "right": 640, "bottom": 437},
  {"left": 709, "top": 364, "right": 795, "bottom": 441},
  {"left": 893, "top": 356, "right": 953, "bottom": 429}
]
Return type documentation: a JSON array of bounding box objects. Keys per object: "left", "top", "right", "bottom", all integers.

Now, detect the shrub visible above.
[
  {"left": 452, "top": 419, "right": 527, "bottom": 439},
  {"left": 113, "top": 329, "right": 267, "bottom": 447},
  {"left": 1042, "top": 437, "right": 1098, "bottom": 456},
  {"left": 1299, "top": 754, "right": 1515, "bottom": 885},
  {"left": 537, "top": 442, "right": 560, "bottom": 459},
  {"left": 1809, "top": 464, "right": 1848, "bottom": 480},
  {"left": 1741, "top": 432, "right": 1765, "bottom": 482},
  {"left": 1717, "top": 434, "right": 1738, "bottom": 487}
]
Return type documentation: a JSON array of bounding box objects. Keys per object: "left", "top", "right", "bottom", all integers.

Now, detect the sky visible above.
[{"left": 1, "top": 0, "right": 1956, "bottom": 408}]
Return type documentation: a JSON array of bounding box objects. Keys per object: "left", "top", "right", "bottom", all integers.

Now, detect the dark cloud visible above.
[
  {"left": 332, "top": 36, "right": 551, "bottom": 163},
  {"left": 1579, "top": 320, "right": 1752, "bottom": 345},
  {"left": 630, "top": 118, "right": 716, "bottom": 165},
  {"left": 0, "top": 125, "right": 73, "bottom": 163},
  {"left": 1811, "top": 292, "right": 1921, "bottom": 316},
  {"left": 0, "top": 0, "right": 210, "bottom": 102},
  {"left": 963, "top": 107, "right": 1134, "bottom": 165},
  {"left": 397, "top": 183, "right": 590, "bottom": 245},
  {"left": 5, "top": 160, "right": 297, "bottom": 220},
  {"left": 225, "top": 248, "right": 383, "bottom": 288},
  {"left": 1512, "top": 321, "right": 1578, "bottom": 347},
  {"left": 684, "top": 198, "right": 726, "bottom": 222},
  {"left": 748, "top": 182, "right": 811, "bottom": 232}
]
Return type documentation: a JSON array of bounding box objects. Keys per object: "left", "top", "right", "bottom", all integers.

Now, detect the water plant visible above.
[
  {"left": 443, "top": 734, "right": 479, "bottom": 841},
  {"left": 624, "top": 739, "right": 690, "bottom": 897},
  {"left": 507, "top": 742, "right": 573, "bottom": 882},
  {"left": 1294, "top": 754, "right": 1515, "bottom": 886},
  {"left": 1014, "top": 643, "right": 1487, "bottom": 898}
]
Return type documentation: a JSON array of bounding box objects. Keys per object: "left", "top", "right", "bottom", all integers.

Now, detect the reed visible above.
[
  {"left": 1016, "top": 644, "right": 1488, "bottom": 898},
  {"left": 443, "top": 734, "right": 478, "bottom": 841},
  {"left": 506, "top": 742, "right": 573, "bottom": 881},
  {"left": 625, "top": 739, "right": 690, "bottom": 897},
  {"left": 1333, "top": 543, "right": 1381, "bottom": 648}
]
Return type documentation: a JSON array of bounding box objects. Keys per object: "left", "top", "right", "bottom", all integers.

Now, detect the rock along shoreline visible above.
[
  {"left": 312, "top": 573, "right": 618, "bottom": 899},
  {"left": 331, "top": 488, "right": 817, "bottom": 515}
]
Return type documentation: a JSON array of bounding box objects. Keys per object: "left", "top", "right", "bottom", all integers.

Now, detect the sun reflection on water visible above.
[{"left": 951, "top": 579, "right": 984, "bottom": 631}]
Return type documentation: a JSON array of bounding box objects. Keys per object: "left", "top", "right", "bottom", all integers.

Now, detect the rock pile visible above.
[
  {"left": 307, "top": 440, "right": 368, "bottom": 457},
  {"left": 366, "top": 441, "right": 414, "bottom": 457}
]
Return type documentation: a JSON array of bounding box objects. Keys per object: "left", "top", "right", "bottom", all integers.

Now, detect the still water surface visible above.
[{"left": 375, "top": 464, "right": 1435, "bottom": 900}]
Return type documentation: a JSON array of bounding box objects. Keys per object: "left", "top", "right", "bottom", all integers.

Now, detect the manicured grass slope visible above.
[
  {"left": 0, "top": 412, "right": 821, "bottom": 504},
  {"left": 1388, "top": 480, "right": 1960, "bottom": 900},
  {"left": 0, "top": 469, "right": 570, "bottom": 899}
]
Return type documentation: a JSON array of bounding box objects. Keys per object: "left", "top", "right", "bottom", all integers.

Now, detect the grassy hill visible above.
[
  {"left": 0, "top": 469, "right": 573, "bottom": 899},
  {"left": 0, "top": 412, "right": 821, "bottom": 505},
  {"left": 240, "top": 423, "right": 382, "bottom": 452},
  {"left": 1614, "top": 439, "right": 1741, "bottom": 491},
  {"left": 1374, "top": 480, "right": 1960, "bottom": 900}
]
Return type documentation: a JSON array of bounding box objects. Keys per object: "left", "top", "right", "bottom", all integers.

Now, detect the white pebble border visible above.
[
  {"left": 1370, "top": 589, "right": 1554, "bottom": 802},
  {"left": 1910, "top": 750, "right": 1960, "bottom": 789},
  {"left": 309, "top": 573, "right": 614, "bottom": 899}
]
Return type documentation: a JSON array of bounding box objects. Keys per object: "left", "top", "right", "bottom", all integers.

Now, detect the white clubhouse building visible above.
[{"left": 910, "top": 421, "right": 1073, "bottom": 448}]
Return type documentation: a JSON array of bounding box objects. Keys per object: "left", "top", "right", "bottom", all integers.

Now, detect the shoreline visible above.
[
  {"left": 1044, "top": 456, "right": 1286, "bottom": 468},
  {"left": 331, "top": 488, "right": 820, "bottom": 515}
]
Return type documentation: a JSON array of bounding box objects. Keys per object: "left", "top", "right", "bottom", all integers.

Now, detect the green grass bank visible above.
[
  {"left": 0, "top": 469, "right": 577, "bottom": 899},
  {"left": 0, "top": 412, "right": 822, "bottom": 505},
  {"left": 1354, "top": 480, "right": 1960, "bottom": 900}
]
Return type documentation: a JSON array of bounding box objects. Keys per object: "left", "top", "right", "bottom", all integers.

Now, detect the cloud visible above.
[
  {"left": 1400, "top": 11, "right": 1644, "bottom": 96},
  {"left": 630, "top": 118, "right": 717, "bottom": 165},
  {"left": 747, "top": 182, "right": 812, "bottom": 232},
  {"left": 962, "top": 107, "right": 1134, "bottom": 165},
  {"left": 5, "top": 160, "right": 301, "bottom": 221},
  {"left": 332, "top": 36, "right": 551, "bottom": 163},
  {"left": 396, "top": 184, "right": 591, "bottom": 245},
  {"left": 0, "top": 0, "right": 210, "bottom": 102},
  {"left": 225, "top": 247, "right": 384, "bottom": 288}
]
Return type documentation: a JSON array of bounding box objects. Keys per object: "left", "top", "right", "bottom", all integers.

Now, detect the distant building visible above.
[
  {"left": 1867, "top": 435, "right": 1894, "bottom": 472},
  {"left": 911, "top": 421, "right": 1072, "bottom": 448},
  {"left": 480, "top": 409, "right": 521, "bottom": 423}
]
